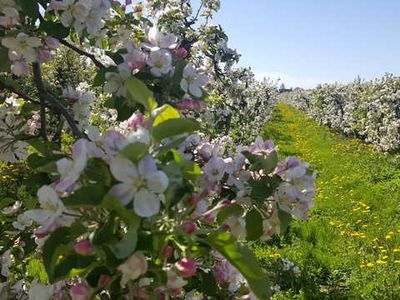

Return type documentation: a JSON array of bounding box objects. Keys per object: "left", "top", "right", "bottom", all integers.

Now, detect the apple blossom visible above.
[
  {"left": 1, "top": 33, "right": 42, "bottom": 62},
  {"left": 109, "top": 155, "right": 169, "bottom": 217},
  {"left": 24, "top": 185, "right": 75, "bottom": 236},
  {"left": 145, "top": 26, "right": 178, "bottom": 51},
  {"left": 180, "top": 63, "right": 209, "bottom": 98},
  {"left": 117, "top": 252, "right": 148, "bottom": 287},
  {"left": 147, "top": 49, "right": 173, "bottom": 77},
  {"left": 56, "top": 139, "right": 93, "bottom": 192},
  {"left": 0, "top": 6, "right": 19, "bottom": 28}
]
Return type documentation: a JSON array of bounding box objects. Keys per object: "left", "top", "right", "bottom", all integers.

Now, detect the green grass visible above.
[{"left": 256, "top": 103, "right": 400, "bottom": 299}]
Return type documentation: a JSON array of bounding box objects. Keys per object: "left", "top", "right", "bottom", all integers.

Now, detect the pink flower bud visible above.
[
  {"left": 127, "top": 112, "right": 149, "bottom": 130},
  {"left": 8, "top": 50, "right": 20, "bottom": 61},
  {"left": 175, "top": 258, "right": 197, "bottom": 278},
  {"left": 162, "top": 245, "right": 173, "bottom": 259},
  {"left": 45, "top": 37, "right": 60, "bottom": 50},
  {"left": 70, "top": 283, "right": 90, "bottom": 300},
  {"left": 74, "top": 239, "right": 93, "bottom": 256},
  {"left": 222, "top": 199, "right": 231, "bottom": 205},
  {"left": 121, "top": 4, "right": 126, "bottom": 11},
  {"left": 202, "top": 213, "right": 216, "bottom": 225},
  {"left": 183, "top": 222, "right": 197, "bottom": 235},
  {"left": 98, "top": 274, "right": 112, "bottom": 286},
  {"left": 188, "top": 193, "right": 201, "bottom": 205},
  {"left": 173, "top": 47, "right": 188, "bottom": 58},
  {"left": 134, "top": 4, "right": 143, "bottom": 13}
]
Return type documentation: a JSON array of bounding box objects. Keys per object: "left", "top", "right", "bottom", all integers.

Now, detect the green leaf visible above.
[
  {"left": 53, "top": 254, "right": 95, "bottom": 280},
  {"left": 114, "top": 96, "right": 137, "bottom": 121},
  {"left": 110, "top": 224, "right": 139, "bottom": 259},
  {"left": 27, "top": 153, "right": 64, "bottom": 170},
  {"left": 278, "top": 209, "right": 293, "bottom": 233},
  {"left": 43, "top": 225, "right": 86, "bottom": 283},
  {"left": 242, "top": 150, "right": 278, "bottom": 173},
  {"left": 39, "top": 21, "right": 70, "bottom": 39},
  {"left": 63, "top": 184, "right": 108, "bottom": 207},
  {"left": 101, "top": 195, "right": 140, "bottom": 226},
  {"left": 152, "top": 119, "right": 200, "bottom": 142},
  {"left": 26, "top": 138, "right": 59, "bottom": 156},
  {"left": 199, "top": 270, "right": 218, "bottom": 296},
  {"left": 245, "top": 209, "right": 263, "bottom": 241},
  {"left": 152, "top": 105, "right": 180, "bottom": 127},
  {"left": 249, "top": 176, "right": 281, "bottom": 205},
  {"left": 179, "top": 160, "right": 202, "bottom": 181},
  {"left": 82, "top": 158, "right": 112, "bottom": 186},
  {"left": 217, "top": 204, "right": 243, "bottom": 224},
  {"left": 92, "top": 213, "right": 117, "bottom": 245},
  {"left": 0, "top": 46, "right": 11, "bottom": 71},
  {"left": 126, "top": 77, "right": 157, "bottom": 111},
  {"left": 19, "top": 0, "right": 39, "bottom": 19},
  {"left": 206, "top": 232, "right": 271, "bottom": 299},
  {"left": 121, "top": 142, "right": 149, "bottom": 163}
]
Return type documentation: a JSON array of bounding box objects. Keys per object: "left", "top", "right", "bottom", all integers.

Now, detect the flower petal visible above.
[
  {"left": 109, "top": 155, "right": 138, "bottom": 183},
  {"left": 133, "top": 189, "right": 160, "bottom": 217},
  {"left": 109, "top": 183, "right": 136, "bottom": 205},
  {"left": 145, "top": 171, "right": 169, "bottom": 193}
]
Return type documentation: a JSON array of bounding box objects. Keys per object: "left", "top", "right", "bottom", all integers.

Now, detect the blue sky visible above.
[{"left": 211, "top": 0, "right": 400, "bottom": 88}]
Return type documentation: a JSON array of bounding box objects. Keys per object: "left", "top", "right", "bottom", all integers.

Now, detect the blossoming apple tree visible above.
[{"left": 0, "top": 0, "right": 316, "bottom": 299}]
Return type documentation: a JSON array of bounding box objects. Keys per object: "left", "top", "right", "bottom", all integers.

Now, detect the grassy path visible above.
[{"left": 255, "top": 103, "right": 400, "bottom": 299}]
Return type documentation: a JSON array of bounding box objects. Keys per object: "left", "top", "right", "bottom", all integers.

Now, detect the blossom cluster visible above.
[{"left": 282, "top": 74, "right": 400, "bottom": 152}]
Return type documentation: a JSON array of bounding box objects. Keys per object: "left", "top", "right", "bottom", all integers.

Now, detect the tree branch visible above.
[
  {"left": 59, "top": 39, "right": 106, "bottom": 69},
  {"left": 32, "top": 63, "right": 86, "bottom": 139},
  {"left": 0, "top": 80, "right": 41, "bottom": 105}
]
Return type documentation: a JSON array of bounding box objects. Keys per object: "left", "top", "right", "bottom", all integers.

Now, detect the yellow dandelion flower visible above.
[
  {"left": 376, "top": 260, "right": 387, "bottom": 265},
  {"left": 366, "top": 262, "right": 374, "bottom": 267}
]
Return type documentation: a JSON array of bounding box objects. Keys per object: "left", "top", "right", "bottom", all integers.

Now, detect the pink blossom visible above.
[
  {"left": 74, "top": 239, "right": 93, "bottom": 256},
  {"left": 176, "top": 98, "right": 205, "bottom": 112},
  {"left": 175, "top": 258, "right": 197, "bottom": 278},
  {"left": 162, "top": 245, "right": 173, "bottom": 258},
  {"left": 98, "top": 274, "right": 112, "bottom": 286},
  {"left": 11, "top": 61, "right": 29, "bottom": 76},
  {"left": 70, "top": 283, "right": 90, "bottom": 300},
  {"left": 172, "top": 47, "right": 188, "bottom": 58},
  {"left": 127, "top": 112, "right": 149, "bottom": 130},
  {"left": 247, "top": 137, "right": 276, "bottom": 155},
  {"left": 37, "top": 49, "right": 53, "bottom": 63},
  {"left": 188, "top": 193, "right": 201, "bottom": 205},
  {"left": 45, "top": 37, "right": 60, "bottom": 50},
  {"left": 183, "top": 222, "right": 197, "bottom": 235}
]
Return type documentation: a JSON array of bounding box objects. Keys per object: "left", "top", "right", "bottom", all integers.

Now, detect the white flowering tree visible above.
[
  {"left": 0, "top": 1, "right": 316, "bottom": 299},
  {"left": 282, "top": 74, "right": 400, "bottom": 152}
]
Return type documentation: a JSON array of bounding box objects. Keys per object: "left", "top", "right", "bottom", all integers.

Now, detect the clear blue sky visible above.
[{"left": 211, "top": 0, "right": 400, "bottom": 88}]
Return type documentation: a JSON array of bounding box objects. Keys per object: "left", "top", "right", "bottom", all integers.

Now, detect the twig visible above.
[
  {"left": 32, "top": 63, "right": 86, "bottom": 139},
  {"left": 0, "top": 80, "right": 41, "bottom": 105},
  {"left": 59, "top": 39, "right": 105, "bottom": 69}
]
